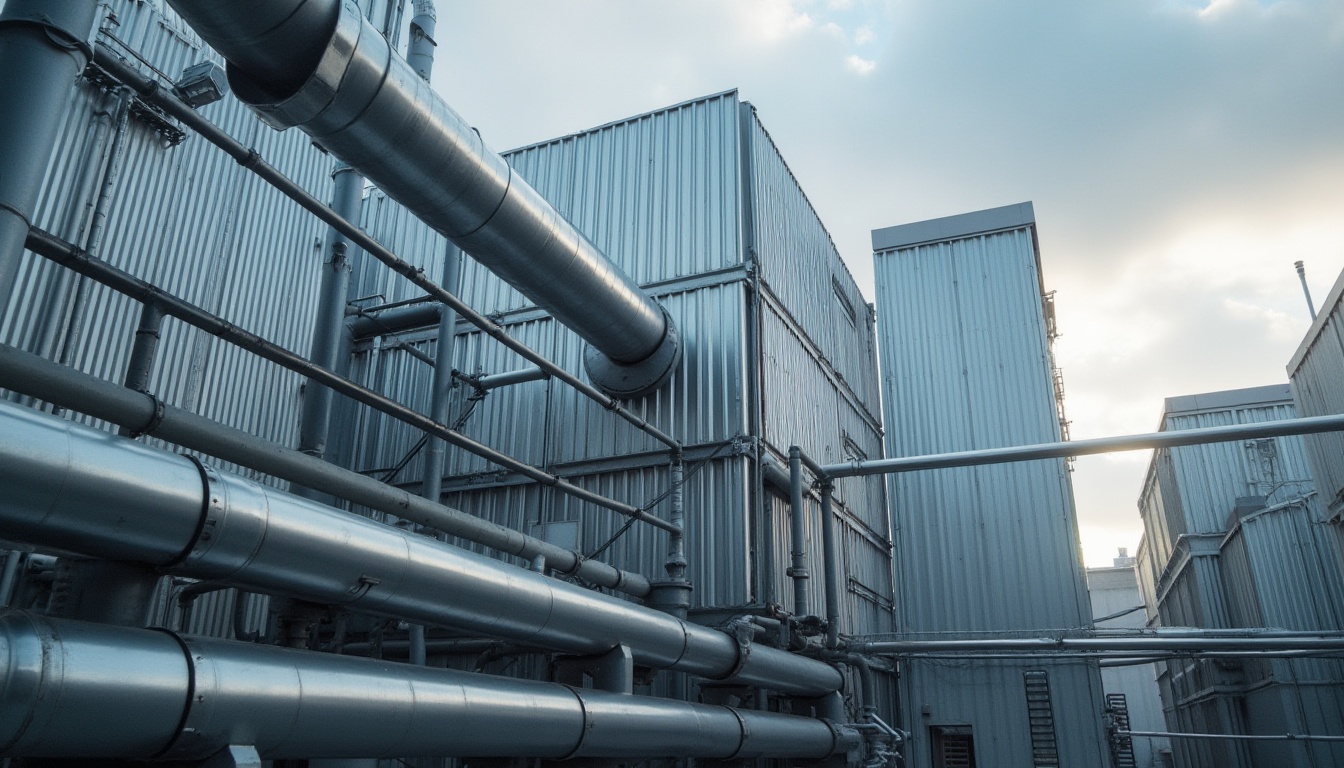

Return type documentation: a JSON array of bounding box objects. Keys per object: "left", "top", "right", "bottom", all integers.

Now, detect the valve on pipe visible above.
[{"left": 164, "top": 0, "right": 680, "bottom": 397}]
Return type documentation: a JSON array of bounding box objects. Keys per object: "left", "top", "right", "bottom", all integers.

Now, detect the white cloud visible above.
[
  {"left": 854, "top": 25, "right": 876, "bottom": 44},
  {"left": 845, "top": 54, "right": 876, "bottom": 75}
]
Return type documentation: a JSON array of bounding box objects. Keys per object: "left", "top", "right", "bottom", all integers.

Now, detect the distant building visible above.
[
  {"left": 872, "top": 203, "right": 1108, "bottom": 767},
  {"left": 1088, "top": 549, "right": 1173, "bottom": 768},
  {"left": 1135, "top": 385, "right": 1344, "bottom": 768}
]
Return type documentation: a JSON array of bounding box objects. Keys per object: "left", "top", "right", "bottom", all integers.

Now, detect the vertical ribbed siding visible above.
[
  {"left": 455, "top": 91, "right": 744, "bottom": 316},
  {"left": 746, "top": 108, "right": 879, "bottom": 419},
  {"left": 1288, "top": 267, "right": 1344, "bottom": 529},
  {"left": 874, "top": 228, "right": 1090, "bottom": 633}
]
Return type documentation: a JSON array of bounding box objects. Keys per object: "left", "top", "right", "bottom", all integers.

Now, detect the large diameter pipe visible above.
[
  {"left": 823, "top": 413, "right": 1344, "bottom": 477},
  {"left": 0, "top": 0, "right": 99, "bottom": 323},
  {"left": 0, "top": 613, "right": 858, "bottom": 760},
  {"left": 0, "top": 341, "right": 648, "bottom": 596},
  {"left": 0, "top": 401, "right": 842, "bottom": 696},
  {"left": 166, "top": 0, "right": 680, "bottom": 396}
]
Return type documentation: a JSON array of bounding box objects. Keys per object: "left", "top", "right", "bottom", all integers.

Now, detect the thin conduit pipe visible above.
[
  {"left": 0, "top": 613, "right": 860, "bottom": 761},
  {"left": 1121, "top": 731, "right": 1344, "bottom": 743},
  {"left": 88, "top": 47, "right": 680, "bottom": 452},
  {"left": 0, "top": 341, "right": 649, "bottom": 596},
  {"left": 822, "top": 414, "right": 1344, "bottom": 477},
  {"left": 22, "top": 226, "right": 675, "bottom": 534},
  {"left": 0, "top": 401, "right": 843, "bottom": 696},
  {"left": 851, "top": 637, "right": 1344, "bottom": 654}
]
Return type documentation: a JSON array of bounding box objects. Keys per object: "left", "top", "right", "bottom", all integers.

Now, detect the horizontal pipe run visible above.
[
  {"left": 0, "top": 613, "right": 858, "bottom": 760},
  {"left": 1121, "top": 731, "right": 1344, "bottom": 743},
  {"left": 89, "top": 47, "right": 679, "bottom": 450},
  {"left": 0, "top": 402, "right": 842, "bottom": 696},
  {"left": 852, "top": 636, "right": 1344, "bottom": 654},
  {"left": 22, "top": 226, "right": 674, "bottom": 534},
  {"left": 0, "top": 343, "right": 649, "bottom": 596},
  {"left": 822, "top": 414, "right": 1344, "bottom": 477}
]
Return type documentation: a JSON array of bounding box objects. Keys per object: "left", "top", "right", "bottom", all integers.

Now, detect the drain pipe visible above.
[
  {"left": 0, "top": 0, "right": 99, "bottom": 325},
  {"left": 295, "top": 160, "right": 363, "bottom": 489},
  {"left": 164, "top": 0, "right": 681, "bottom": 398},
  {"left": 788, "top": 446, "right": 811, "bottom": 617},
  {"left": 0, "top": 613, "right": 860, "bottom": 761},
  {"left": 0, "top": 400, "right": 844, "bottom": 697},
  {"left": 54, "top": 86, "right": 133, "bottom": 389},
  {"left": 820, "top": 479, "right": 842, "bottom": 649}
]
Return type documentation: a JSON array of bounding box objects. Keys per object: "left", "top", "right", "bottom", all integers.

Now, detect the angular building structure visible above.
[
  {"left": 871, "top": 203, "right": 1109, "bottom": 767},
  {"left": 0, "top": 0, "right": 895, "bottom": 762},
  {"left": 1135, "top": 385, "right": 1344, "bottom": 768}
]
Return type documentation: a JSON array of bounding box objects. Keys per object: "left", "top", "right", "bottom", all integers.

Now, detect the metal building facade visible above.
[
  {"left": 1137, "top": 386, "right": 1344, "bottom": 768},
  {"left": 871, "top": 203, "right": 1108, "bottom": 767},
  {"left": 1288, "top": 265, "right": 1344, "bottom": 566},
  {"left": 346, "top": 91, "right": 895, "bottom": 632}
]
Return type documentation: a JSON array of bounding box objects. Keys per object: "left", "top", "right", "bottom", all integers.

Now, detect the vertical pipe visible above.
[
  {"left": 54, "top": 87, "right": 134, "bottom": 391},
  {"left": 406, "top": 0, "right": 436, "bottom": 82},
  {"left": 122, "top": 301, "right": 165, "bottom": 391},
  {"left": 0, "top": 550, "right": 20, "bottom": 607},
  {"left": 788, "top": 446, "right": 810, "bottom": 616},
  {"left": 295, "top": 161, "right": 363, "bottom": 493},
  {"left": 1295, "top": 260, "right": 1317, "bottom": 321},
  {"left": 664, "top": 453, "right": 687, "bottom": 581},
  {"left": 0, "top": 1, "right": 99, "bottom": 326},
  {"left": 405, "top": 0, "right": 444, "bottom": 673},
  {"left": 821, "top": 480, "right": 841, "bottom": 649}
]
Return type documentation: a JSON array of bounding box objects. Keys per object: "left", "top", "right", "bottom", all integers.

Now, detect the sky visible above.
[{"left": 425, "top": 0, "right": 1344, "bottom": 567}]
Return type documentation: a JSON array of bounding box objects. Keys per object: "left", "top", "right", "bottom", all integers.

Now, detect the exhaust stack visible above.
[{"left": 166, "top": 0, "right": 679, "bottom": 397}]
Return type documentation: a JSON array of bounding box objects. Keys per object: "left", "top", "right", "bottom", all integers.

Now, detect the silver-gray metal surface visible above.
[
  {"left": 0, "top": 0, "right": 100, "bottom": 326},
  {"left": 165, "top": 0, "right": 678, "bottom": 384},
  {"left": 0, "top": 612, "right": 858, "bottom": 760},
  {"left": 0, "top": 399, "right": 841, "bottom": 696},
  {"left": 0, "top": 341, "right": 650, "bottom": 595}
]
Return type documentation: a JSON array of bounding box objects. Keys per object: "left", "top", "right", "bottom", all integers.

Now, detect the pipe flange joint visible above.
[
  {"left": 226, "top": 0, "right": 364, "bottom": 131},
  {"left": 583, "top": 306, "right": 681, "bottom": 399},
  {"left": 175, "top": 464, "right": 269, "bottom": 580}
]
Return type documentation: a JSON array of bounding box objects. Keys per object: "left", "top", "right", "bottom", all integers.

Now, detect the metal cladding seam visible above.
[
  {"left": 0, "top": 613, "right": 856, "bottom": 760},
  {"left": 163, "top": 0, "right": 673, "bottom": 372},
  {"left": 0, "top": 401, "right": 843, "bottom": 696}
]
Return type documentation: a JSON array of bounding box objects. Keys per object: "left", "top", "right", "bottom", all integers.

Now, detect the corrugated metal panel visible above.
[
  {"left": 1160, "top": 400, "right": 1315, "bottom": 537},
  {"left": 455, "top": 91, "right": 744, "bottom": 317},
  {"left": 746, "top": 108, "right": 880, "bottom": 419},
  {"left": 1289, "top": 267, "right": 1344, "bottom": 525},
  {"left": 900, "top": 660, "right": 1108, "bottom": 768},
  {"left": 873, "top": 227, "right": 1091, "bottom": 633},
  {"left": 3, "top": 0, "right": 329, "bottom": 484}
]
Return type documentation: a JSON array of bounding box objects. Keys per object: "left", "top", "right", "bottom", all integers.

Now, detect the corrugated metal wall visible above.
[
  {"left": 344, "top": 91, "right": 894, "bottom": 633},
  {"left": 872, "top": 219, "right": 1105, "bottom": 766},
  {"left": 1288, "top": 266, "right": 1344, "bottom": 581},
  {"left": 873, "top": 226, "right": 1091, "bottom": 632}
]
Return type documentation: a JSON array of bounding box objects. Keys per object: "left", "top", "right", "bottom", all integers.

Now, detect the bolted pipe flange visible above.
[{"left": 583, "top": 307, "right": 681, "bottom": 399}]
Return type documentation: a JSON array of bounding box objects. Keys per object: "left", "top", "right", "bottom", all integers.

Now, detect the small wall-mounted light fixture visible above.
[{"left": 173, "top": 61, "right": 228, "bottom": 108}]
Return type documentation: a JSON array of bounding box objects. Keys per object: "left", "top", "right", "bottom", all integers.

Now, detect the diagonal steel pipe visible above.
[{"left": 160, "top": 0, "right": 680, "bottom": 398}]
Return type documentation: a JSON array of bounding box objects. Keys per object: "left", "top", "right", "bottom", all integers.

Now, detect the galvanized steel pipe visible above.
[
  {"left": 0, "top": 612, "right": 858, "bottom": 760},
  {"left": 788, "top": 446, "right": 810, "bottom": 616},
  {"left": 0, "top": 401, "right": 842, "bottom": 696},
  {"left": 89, "top": 48, "right": 680, "bottom": 448},
  {"left": 822, "top": 414, "right": 1344, "bottom": 477},
  {"left": 164, "top": 0, "right": 680, "bottom": 397},
  {"left": 0, "top": 0, "right": 99, "bottom": 324},
  {"left": 852, "top": 636, "right": 1344, "bottom": 654},
  {"left": 0, "top": 341, "right": 649, "bottom": 595}
]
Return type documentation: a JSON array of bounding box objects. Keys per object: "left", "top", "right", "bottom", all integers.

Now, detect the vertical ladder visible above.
[
  {"left": 1023, "top": 671, "right": 1060, "bottom": 767},
  {"left": 1106, "top": 693, "right": 1138, "bottom": 768}
]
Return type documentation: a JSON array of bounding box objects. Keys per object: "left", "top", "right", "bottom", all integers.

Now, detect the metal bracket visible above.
[{"left": 553, "top": 643, "right": 634, "bottom": 694}]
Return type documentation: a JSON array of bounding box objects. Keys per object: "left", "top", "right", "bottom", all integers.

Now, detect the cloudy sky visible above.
[{"left": 425, "top": 0, "right": 1344, "bottom": 567}]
